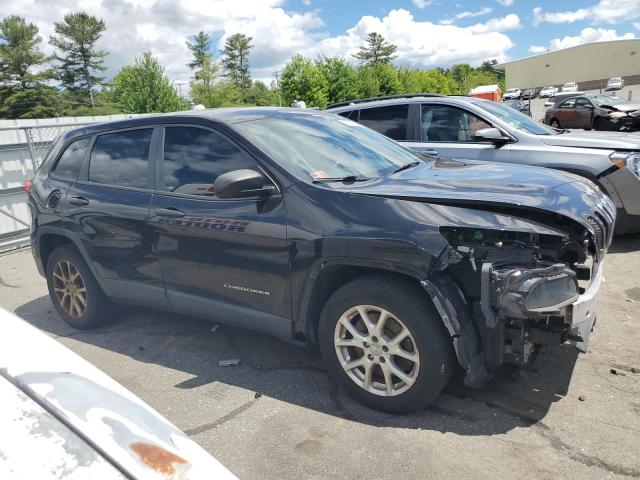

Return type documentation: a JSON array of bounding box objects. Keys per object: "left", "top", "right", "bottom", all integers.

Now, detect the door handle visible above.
[
  {"left": 421, "top": 149, "right": 438, "bottom": 156},
  {"left": 68, "top": 196, "right": 89, "bottom": 206},
  {"left": 154, "top": 207, "right": 185, "bottom": 218}
]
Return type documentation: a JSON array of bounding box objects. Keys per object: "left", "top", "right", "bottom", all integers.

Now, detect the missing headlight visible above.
[{"left": 490, "top": 264, "right": 579, "bottom": 318}]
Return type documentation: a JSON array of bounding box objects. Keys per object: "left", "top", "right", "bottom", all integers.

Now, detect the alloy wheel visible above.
[
  {"left": 52, "top": 260, "right": 87, "bottom": 318},
  {"left": 334, "top": 305, "right": 420, "bottom": 397}
]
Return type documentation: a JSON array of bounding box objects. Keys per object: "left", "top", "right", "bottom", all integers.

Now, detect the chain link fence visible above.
[{"left": 22, "top": 123, "right": 92, "bottom": 170}]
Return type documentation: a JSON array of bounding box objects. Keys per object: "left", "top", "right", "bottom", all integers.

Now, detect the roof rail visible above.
[{"left": 326, "top": 93, "right": 445, "bottom": 109}]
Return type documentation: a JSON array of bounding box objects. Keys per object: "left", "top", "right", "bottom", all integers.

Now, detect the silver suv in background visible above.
[{"left": 326, "top": 94, "right": 640, "bottom": 234}]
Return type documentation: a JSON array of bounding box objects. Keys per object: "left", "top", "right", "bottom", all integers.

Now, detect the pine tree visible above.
[
  {"left": 186, "top": 31, "right": 211, "bottom": 71},
  {"left": 0, "top": 15, "right": 48, "bottom": 88},
  {"left": 221, "top": 33, "right": 253, "bottom": 93},
  {"left": 49, "top": 12, "right": 107, "bottom": 108},
  {"left": 353, "top": 32, "right": 397, "bottom": 65}
]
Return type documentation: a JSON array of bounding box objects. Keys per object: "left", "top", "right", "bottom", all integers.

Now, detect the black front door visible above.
[{"left": 150, "top": 125, "right": 291, "bottom": 337}]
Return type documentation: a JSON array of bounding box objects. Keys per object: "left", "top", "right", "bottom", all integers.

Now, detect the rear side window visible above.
[
  {"left": 357, "top": 105, "right": 409, "bottom": 141},
  {"left": 52, "top": 138, "right": 89, "bottom": 180},
  {"left": 88, "top": 129, "right": 153, "bottom": 189},
  {"left": 560, "top": 99, "right": 576, "bottom": 108},
  {"left": 162, "top": 126, "right": 258, "bottom": 196},
  {"left": 338, "top": 110, "right": 356, "bottom": 120}
]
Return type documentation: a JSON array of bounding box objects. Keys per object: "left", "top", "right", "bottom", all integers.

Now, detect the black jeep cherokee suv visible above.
[{"left": 28, "top": 108, "right": 615, "bottom": 413}]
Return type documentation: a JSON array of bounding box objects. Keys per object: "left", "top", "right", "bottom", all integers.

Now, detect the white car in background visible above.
[
  {"left": 562, "top": 82, "right": 579, "bottom": 92},
  {"left": 502, "top": 88, "right": 521, "bottom": 100},
  {"left": 606, "top": 77, "right": 624, "bottom": 91},
  {"left": 539, "top": 85, "right": 559, "bottom": 98},
  {"left": 0, "top": 308, "right": 237, "bottom": 480}
]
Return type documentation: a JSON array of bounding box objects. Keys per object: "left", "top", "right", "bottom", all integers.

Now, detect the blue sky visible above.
[
  {"left": 5, "top": 0, "right": 639, "bottom": 82},
  {"left": 301, "top": 0, "right": 639, "bottom": 61}
]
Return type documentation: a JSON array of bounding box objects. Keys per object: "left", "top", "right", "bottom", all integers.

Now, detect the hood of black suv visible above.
[
  {"left": 334, "top": 158, "right": 615, "bottom": 248},
  {"left": 339, "top": 158, "right": 580, "bottom": 206}
]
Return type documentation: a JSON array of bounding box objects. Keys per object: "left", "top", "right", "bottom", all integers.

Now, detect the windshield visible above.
[
  {"left": 473, "top": 100, "right": 556, "bottom": 135},
  {"left": 505, "top": 89, "right": 518, "bottom": 93},
  {"left": 591, "top": 95, "right": 627, "bottom": 106},
  {"left": 234, "top": 112, "right": 422, "bottom": 181}
]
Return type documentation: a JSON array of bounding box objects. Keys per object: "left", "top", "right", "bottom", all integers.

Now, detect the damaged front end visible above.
[{"left": 425, "top": 206, "right": 614, "bottom": 387}]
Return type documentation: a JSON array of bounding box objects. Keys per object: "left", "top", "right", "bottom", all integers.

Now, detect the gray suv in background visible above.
[{"left": 327, "top": 94, "right": 640, "bottom": 234}]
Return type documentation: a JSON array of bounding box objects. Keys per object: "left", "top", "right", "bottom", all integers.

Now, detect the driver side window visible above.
[
  {"left": 420, "top": 105, "right": 491, "bottom": 142},
  {"left": 162, "top": 126, "right": 259, "bottom": 196}
]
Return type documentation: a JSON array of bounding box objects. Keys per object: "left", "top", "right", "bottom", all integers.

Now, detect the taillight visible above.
[{"left": 24, "top": 179, "right": 33, "bottom": 193}]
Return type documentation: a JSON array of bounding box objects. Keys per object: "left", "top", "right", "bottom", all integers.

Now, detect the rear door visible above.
[
  {"left": 149, "top": 125, "right": 291, "bottom": 337},
  {"left": 64, "top": 126, "right": 166, "bottom": 306},
  {"left": 574, "top": 98, "right": 594, "bottom": 129},
  {"left": 556, "top": 98, "right": 577, "bottom": 127},
  {"left": 407, "top": 103, "right": 509, "bottom": 162}
]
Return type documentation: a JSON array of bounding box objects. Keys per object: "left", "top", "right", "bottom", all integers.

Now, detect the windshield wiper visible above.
[
  {"left": 312, "top": 175, "right": 373, "bottom": 184},
  {"left": 392, "top": 161, "right": 421, "bottom": 174}
]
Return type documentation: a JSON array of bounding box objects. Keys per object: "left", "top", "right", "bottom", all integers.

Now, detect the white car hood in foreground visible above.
[{"left": 0, "top": 308, "right": 237, "bottom": 480}]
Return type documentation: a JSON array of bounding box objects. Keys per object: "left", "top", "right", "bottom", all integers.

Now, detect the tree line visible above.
[{"left": 0, "top": 14, "right": 505, "bottom": 119}]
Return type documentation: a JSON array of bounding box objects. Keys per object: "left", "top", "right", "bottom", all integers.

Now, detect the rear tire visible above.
[
  {"left": 550, "top": 118, "right": 561, "bottom": 129},
  {"left": 318, "top": 274, "right": 454, "bottom": 413},
  {"left": 46, "top": 246, "right": 112, "bottom": 329}
]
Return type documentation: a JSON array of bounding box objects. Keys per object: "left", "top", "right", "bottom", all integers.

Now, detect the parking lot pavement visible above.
[{"left": 1, "top": 241, "right": 639, "bottom": 480}]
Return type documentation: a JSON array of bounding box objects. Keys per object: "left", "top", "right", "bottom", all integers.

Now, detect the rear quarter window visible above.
[
  {"left": 51, "top": 138, "right": 90, "bottom": 180},
  {"left": 357, "top": 105, "right": 409, "bottom": 141}
]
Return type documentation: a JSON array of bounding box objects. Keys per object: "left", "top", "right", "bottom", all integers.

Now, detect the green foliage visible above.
[
  {"left": 280, "top": 54, "right": 328, "bottom": 108},
  {"left": 353, "top": 32, "right": 397, "bottom": 65},
  {"left": 0, "top": 15, "right": 49, "bottom": 88},
  {"left": 397, "top": 67, "right": 460, "bottom": 95},
  {"left": 316, "top": 56, "right": 358, "bottom": 104},
  {"left": 110, "top": 53, "right": 189, "bottom": 113},
  {"left": 358, "top": 63, "right": 401, "bottom": 97},
  {"left": 0, "top": 85, "right": 66, "bottom": 118},
  {"left": 221, "top": 33, "right": 253, "bottom": 93},
  {"left": 49, "top": 12, "right": 107, "bottom": 107},
  {"left": 245, "top": 80, "right": 278, "bottom": 106},
  {"left": 186, "top": 31, "right": 211, "bottom": 71}
]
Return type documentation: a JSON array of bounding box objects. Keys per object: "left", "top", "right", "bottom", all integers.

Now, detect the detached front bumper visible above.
[{"left": 567, "top": 261, "right": 603, "bottom": 352}]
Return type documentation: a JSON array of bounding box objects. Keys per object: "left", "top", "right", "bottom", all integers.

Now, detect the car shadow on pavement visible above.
[{"left": 16, "top": 295, "right": 578, "bottom": 436}]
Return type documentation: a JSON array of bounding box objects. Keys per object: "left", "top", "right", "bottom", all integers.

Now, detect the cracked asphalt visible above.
[{"left": 1, "top": 238, "right": 639, "bottom": 480}]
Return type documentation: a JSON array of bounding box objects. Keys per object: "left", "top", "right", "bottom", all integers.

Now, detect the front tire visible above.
[
  {"left": 318, "top": 274, "right": 454, "bottom": 413},
  {"left": 46, "top": 246, "right": 112, "bottom": 329},
  {"left": 593, "top": 117, "right": 617, "bottom": 131}
]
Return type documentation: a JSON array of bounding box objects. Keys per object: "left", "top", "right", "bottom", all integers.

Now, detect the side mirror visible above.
[
  {"left": 214, "top": 169, "right": 276, "bottom": 199},
  {"left": 474, "top": 127, "right": 510, "bottom": 145}
]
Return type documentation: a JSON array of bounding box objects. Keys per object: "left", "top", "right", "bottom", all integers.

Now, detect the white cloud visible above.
[
  {"left": 455, "top": 7, "right": 493, "bottom": 19},
  {"left": 634, "top": 22, "right": 640, "bottom": 30},
  {"left": 2, "top": 2, "right": 518, "bottom": 84},
  {"left": 313, "top": 10, "right": 516, "bottom": 68},
  {"left": 528, "top": 45, "right": 547, "bottom": 53},
  {"left": 469, "top": 13, "right": 521, "bottom": 34},
  {"left": 497, "top": 0, "right": 514, "bottom": 5},
  {"left": 439, "top": 6, "right": 492, "bottom": 25},
  {"left": 533, "top": 0, "right": 640, "bottom": 26},
  {"left": 548, "top": 27, "right": 635, "bottom": 50},
  {"left": 412, "top": 0, "right": 433, "bottom": 8}
]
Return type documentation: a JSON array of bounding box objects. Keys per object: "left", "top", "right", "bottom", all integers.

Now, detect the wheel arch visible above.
[
  {"left": 295, "top": 258, "right": 425, "bottom": 344},
  {"left": 37, "top": 227, "right": 110, "bottom": 295}
]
